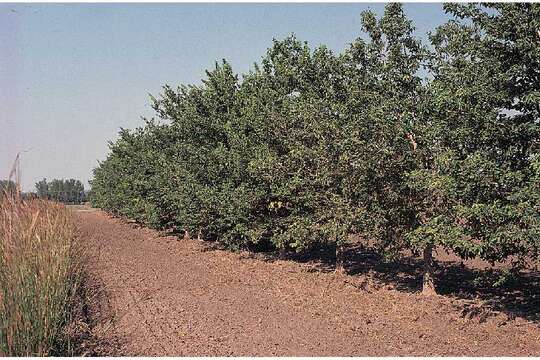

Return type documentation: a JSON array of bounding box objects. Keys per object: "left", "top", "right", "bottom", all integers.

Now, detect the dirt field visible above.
[{"left": 75, "top": 208, "right": 540, "bottom": 356}]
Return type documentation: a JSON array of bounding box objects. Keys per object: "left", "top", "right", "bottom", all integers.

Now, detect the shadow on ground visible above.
[{"left": 241, "top": 243, "right": 540, "bottom": 325}]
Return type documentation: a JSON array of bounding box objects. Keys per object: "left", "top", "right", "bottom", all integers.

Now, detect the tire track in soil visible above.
[{"left": 75, "top": 208, "right": 540, "bottom": 356}]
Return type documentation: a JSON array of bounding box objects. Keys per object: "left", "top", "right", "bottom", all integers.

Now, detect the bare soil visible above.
[{"left": 75, "top": 208, "right": 540, "bottom": 356}]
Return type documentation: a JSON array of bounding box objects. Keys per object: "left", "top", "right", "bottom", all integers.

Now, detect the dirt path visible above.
[{"left": 76, "top": 209, "right": 540, "bottom": 356}]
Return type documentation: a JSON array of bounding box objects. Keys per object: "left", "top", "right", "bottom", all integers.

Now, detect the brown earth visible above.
[{"left": 75, "top": 208, "right": 540, "bottom": 356}]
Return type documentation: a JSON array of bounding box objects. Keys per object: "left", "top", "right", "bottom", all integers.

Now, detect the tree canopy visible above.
[{"left": 90, "top": 3, "right": 539, "bottom": 294}]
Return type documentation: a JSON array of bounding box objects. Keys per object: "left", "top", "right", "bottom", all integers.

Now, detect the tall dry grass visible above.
[{"left": 0, "top": 194, "right": 83, "bottom": 356}]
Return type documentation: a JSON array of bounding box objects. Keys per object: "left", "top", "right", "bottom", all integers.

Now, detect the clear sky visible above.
[{"left": 0, "top": 3, "right": 450, "bottom": 191}]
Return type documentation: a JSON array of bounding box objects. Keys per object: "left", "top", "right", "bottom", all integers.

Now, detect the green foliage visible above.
[
  {"left": 90, "top": 3, "right": 539, "bottom": 290},
  {"left": 420, "top": 3, "right": 540, "bottom": 264}
]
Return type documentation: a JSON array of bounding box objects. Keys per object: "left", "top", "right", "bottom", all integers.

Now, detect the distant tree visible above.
[
  {"left": 35, "top": 178, "right": 85, "bottom": 204},
  {"left": 0, "top": 180, "right": 17, "bottom": 198},
  {"left": 35, "top": 179, "right": 49, "bottom": 199}
]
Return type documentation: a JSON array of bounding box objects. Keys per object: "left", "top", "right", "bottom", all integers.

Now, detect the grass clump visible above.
[{"left": 0, "top": 196, "right": 83, "bottom": 356}]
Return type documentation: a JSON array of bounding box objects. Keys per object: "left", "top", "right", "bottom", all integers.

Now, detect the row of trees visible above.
[
  {"left": 1, "top": 179, "right": 86, "bottom": 204},
  {"left": 90, "top": 3, "right": 539, "bottom": 294},
  {"left": 35, "top": 178, "right": 86, "bottom": 204}
]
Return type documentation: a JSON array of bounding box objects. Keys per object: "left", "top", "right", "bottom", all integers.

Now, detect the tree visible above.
[
  {"left": 0, "top": 180, "right": 16, "bottom": 198},
  {"left": 35, "top": 179, "right": 49, "bottom": 199},
  {"left": 409, "top": 3, "right": 540, "bottom": 293},
  {"left": 339, "top": 4, "right": 433, "bottom": 288},
  {"left": 149, "top": 60, "right": 256, "bottom": 244}
]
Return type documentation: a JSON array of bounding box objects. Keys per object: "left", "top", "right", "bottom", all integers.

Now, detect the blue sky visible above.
[{"left": 0, "top": 3, "right": 450, "bottom": 191}]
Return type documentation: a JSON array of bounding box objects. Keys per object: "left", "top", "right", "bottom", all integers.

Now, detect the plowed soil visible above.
[{"left": 75, "top": 208, "right": 540, "bottom": 356}]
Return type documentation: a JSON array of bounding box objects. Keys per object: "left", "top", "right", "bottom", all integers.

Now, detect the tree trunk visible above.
[
  {"left": 422, "top": 244, "right": 437, "bottom": 295},
  {"left": 335, "top": 243, "right": 346, "bottom": 275}
]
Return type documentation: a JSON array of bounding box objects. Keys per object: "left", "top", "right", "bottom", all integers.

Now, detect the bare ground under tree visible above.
[{"left": 75, "top": 208, "right": 540, "bottom": 356}]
